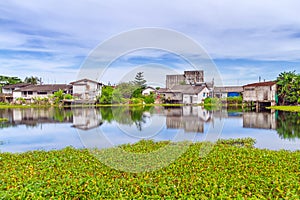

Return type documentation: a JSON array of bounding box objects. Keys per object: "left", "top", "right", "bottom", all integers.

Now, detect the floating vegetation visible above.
[{"left": 0, "top": 139, "right": 299, "bottom": 199}]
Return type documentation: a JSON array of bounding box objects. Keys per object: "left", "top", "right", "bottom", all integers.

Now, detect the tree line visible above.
[{"left": 99, "top": 72, "right": 156, "bottom": 104}]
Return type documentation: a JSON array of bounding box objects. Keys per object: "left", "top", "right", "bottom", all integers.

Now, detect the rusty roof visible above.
[{"left": 243, "top": 81, "right": 276, "bottom": 87}]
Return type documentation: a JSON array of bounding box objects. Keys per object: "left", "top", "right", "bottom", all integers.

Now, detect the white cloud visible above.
[{"left": 1, "top": 0, "right": 300, "bottom": 85}]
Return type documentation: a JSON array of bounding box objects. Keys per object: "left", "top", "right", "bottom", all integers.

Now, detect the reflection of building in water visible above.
[
  {"left": 165, "top": 106, "right": 211, "bottom": 133},
  {"left": 72, "top": 108, "right": 102, "bottom": 130},
  {"left": 0, "top": 108, "right": 73, "bottom": 127},
  {"left": 243, "top": 112, "right": 276, "bottom": 129}
]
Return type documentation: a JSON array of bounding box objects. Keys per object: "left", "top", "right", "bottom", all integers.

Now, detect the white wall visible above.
[
  {"left": 197, "top": 87, "right": 210, "bottom": 103},
  {"left": 72, "top": 80, "right": 101, "bottom": 100},
  {"left": 13, "top": 91, "right": 22, "bottom": 99},
  {"left": 142, "top": 88, "right": 155, "bottom": 95},
  {"left": 2, "top": 88, "right": 12, "bottom": 94}
]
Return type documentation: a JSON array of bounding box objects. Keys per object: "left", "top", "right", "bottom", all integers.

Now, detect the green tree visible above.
[
  {"left": 276, "top": 71, "right": 300, "bottom": 105},
  {"left": 115, "top": 82, "right": 137, "bottom": 99},
  {"left": 133, "top": 72, "right": 146, "bottom": 89},
  {"left": 0, "top": 75, "right": 22, "bottom": 92},
  {"left": 24, "top": 76, "right": 42, "bottom": 85},
  {"left": 99, "top": 86, "right": 114, "bottom": 104}
]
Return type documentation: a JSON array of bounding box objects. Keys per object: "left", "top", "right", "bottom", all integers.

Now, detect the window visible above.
[
  {"left": 28, "top": 91, "right": 33, "bottom": 95},
  {"left": 203, "top": 93, "right": 206, "bottom": 97},
  {"left": 37, "top": 92, "right": 47, "bottom": 95}
]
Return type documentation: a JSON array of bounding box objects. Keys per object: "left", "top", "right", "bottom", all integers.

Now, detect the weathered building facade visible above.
[
  {"left": 166, "top": 70, "right": 204, "bottom": 89},
  {"left": 243, "top": 81, "right": 277, "bottom": 107},
  {"left": 164, "top": 85, "right": 209, "bottom": 104}
]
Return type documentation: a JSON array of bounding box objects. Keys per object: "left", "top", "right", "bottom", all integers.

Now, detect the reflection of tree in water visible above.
[
  {"left": 53, "top": 108, "right": 73, "bottom": 122},
  {"left": 100, "top": 106, "right": 155, "bottom": 131},
  {"left": 276, "top": 111, "right": 300, "bottom": 140}
]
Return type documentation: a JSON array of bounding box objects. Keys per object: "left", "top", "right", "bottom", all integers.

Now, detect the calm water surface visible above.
[{"left": 0, "top": 106, "right": 299, "bottom": 153}]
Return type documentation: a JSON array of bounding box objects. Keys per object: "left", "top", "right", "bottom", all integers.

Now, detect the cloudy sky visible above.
[{"left": 1, "top": 0, "right": 300, "bottom": 86}]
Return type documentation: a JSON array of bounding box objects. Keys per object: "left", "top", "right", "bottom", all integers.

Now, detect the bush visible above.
[
  {"left": 64, "top": 94, "right": 73, "bottom": 100},
  {"left": 144, "top": 95, "right": 155, "bottom": 104},
  {"left": 131, "top": 98, "right": 144, "bottom": 104},
  {"left": 226, "top": 96, "right": 242, "bottom": 104}
]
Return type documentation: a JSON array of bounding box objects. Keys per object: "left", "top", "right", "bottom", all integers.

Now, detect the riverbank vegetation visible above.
[
  {"left": 268, "top": 106, "right": 300, "bottom": 112},
  {"left": 0, "top": 139, "right": 299, "bottom": 199},
  {"left": 98, "top": 72, "right": 156, "bottom": 105}
]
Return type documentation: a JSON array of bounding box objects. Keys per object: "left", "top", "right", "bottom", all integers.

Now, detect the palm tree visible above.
[
  {"left": 276, "top": 71, "right": 300, "bottom": 105},
  {"left": 24, "top": 76, "right": 42, "bottom": 85}
]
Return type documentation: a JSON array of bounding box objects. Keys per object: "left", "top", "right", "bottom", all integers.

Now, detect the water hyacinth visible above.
[{"left": 0, "top": 138, "right": 299, "bottom": 199}]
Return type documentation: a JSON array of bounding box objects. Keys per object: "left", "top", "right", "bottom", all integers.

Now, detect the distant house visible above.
[
  {"left": 243, "top": 81, "right": 277, "bottom": 106},
  {"left": 164, "top": 85, "right": 209, "bottom": 104},
  {"left": 142, "top": 86, "right": 156, "bottom": 96},
  {"left": 213, "top": 86, "right": 243, "bottom": 98},
  {"left": 2, "top": 83, "right": 32, "bottom": 94},
  {"left": 13, "top": 84, "right": 72, "bottom": 101},
  {"left": 1, "top": 83, "right": 32, "bottom": 103},
  {"left": 70, "top": 79, "right": 103, "bottom": 102}
]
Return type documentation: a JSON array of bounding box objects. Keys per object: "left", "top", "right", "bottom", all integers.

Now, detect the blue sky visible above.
[{"left": 1, "top": 0, "right": 300, "bottom": 86}]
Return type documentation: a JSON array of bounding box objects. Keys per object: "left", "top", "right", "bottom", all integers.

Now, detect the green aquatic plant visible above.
[{"left": 0, "top": 139, "right": 299, "bottom": 199}]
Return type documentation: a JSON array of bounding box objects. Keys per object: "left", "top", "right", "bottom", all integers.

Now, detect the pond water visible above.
[{"left": 0, "top": 106, "right": 299, "bottom": 153}]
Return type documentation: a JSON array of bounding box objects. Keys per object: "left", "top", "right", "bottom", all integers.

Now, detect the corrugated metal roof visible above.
[{"left": 243, "top": 81, "right": 276, "bottom": 87}]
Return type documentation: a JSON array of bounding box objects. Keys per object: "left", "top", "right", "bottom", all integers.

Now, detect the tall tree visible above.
[{"left": 133, "top": 72, "right": 146, "bottom": 89}]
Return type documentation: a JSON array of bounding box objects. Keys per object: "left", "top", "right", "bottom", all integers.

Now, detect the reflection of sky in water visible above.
[
  {"left": 1, "top": 108, "right": 300, "bottom": 153},
  {"left": 0, "top": 124, "right": 83, "bottom": 153}
]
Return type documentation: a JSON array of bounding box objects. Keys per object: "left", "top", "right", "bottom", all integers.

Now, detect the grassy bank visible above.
[
  {"left": 0, "top": 104, "right": 51, "bottom": 109},
  {"left": 0, "top": 103, "right": 184, "bottom": 109},
  {"left": 0, "top": 139, "right": 299, "bottom": 199},
  {"left": 268, "top": 106, "right": 300, "bottom": 112}
]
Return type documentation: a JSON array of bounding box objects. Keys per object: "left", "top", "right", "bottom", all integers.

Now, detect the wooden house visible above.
[{"left": 243, "top": 81, "right": 277, "bottom": 108}]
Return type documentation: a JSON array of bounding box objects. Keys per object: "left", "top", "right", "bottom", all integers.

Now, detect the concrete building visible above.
[
  {"left": 70, "top": 79, "right": 103, "bottom": 102},
  {"left": 164, "top": 85, "right": 209, "bottom": 104},
  {"left": 166, "top": 70, "right": 204, "bottom": 89}
]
